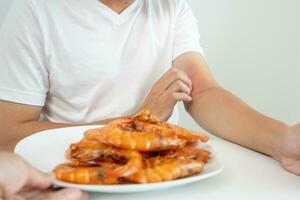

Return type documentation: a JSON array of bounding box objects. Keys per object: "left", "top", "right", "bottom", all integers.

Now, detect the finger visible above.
[
  {"left": 155, "top": 68, "right": 192, "bottom": 92},
  {"left": 25, "top": 166, "right": 54, "bottom": 190},
  {"left": 156, "top": 67, "right": 176, "bottom": 82},
  {"left": 32, "top": 188, "right": 88, "bottom": 200},
  {"left": 0, "top": 154, "right": 53, "bottom": 198},
  {"left": 166, "top": 80, "right": 192, "bottom": 95},
  {"left": 19, "top": 188, "right": 46, "bottom": 199},
  {"left": 282, "top": 159, "right": 300, "bottom": 176},
  {"left": 0, "top": 153, "right": 28, "bottom": 194},
  {"left": 163, "top": 69, "right": 192, "bottom": 91},
  {"left": 170, "top": 92, "right": 192, "bottom": 102}
]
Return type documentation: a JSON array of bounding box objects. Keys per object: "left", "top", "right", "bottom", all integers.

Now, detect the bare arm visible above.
[
  {"left": 0, "top": 100, "right": 120, "bottom": 151},
  {"left": 173, "top": 52, "right": 287, "bottom": 158}
]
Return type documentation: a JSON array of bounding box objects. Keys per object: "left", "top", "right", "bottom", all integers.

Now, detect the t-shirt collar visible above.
[{"left": 85, "top": 0, "right": 143, "bottom": 24}]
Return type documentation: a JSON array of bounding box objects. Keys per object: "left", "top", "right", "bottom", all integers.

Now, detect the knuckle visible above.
[
  {"left": 170, "top": 68, "right": 177, "bottom": 72},
  {"left": 174, "top": 71, "right": 183, "bottom": 78},
  {"left": 175, "top": 71, "right": 188, "bottom": 82},
  {"left": 175, "top": 80, "right": 183, "bottom": 88}
]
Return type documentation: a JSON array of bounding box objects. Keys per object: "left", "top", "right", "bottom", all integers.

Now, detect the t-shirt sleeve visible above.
[
  {"left": 0, "top": 0, "right": 49, "bottom": 106},
  {"left": 172, "top": 0, "right": 204, "bottom": 60}
]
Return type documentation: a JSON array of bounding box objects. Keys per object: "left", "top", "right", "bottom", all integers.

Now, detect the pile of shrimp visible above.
[{"left": 53, "top": 110, "right": 211, "bottom": 184}]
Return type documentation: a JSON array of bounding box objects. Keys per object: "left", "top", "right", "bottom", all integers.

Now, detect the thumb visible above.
[
  {"left": 32, "top": 188, "right": 88, "bottom": 200},
  {"left": 26, "top": 165, "right": 54, "bottom": 190}
]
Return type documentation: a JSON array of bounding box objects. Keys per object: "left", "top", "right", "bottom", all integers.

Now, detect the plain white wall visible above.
[
  {"left": 0, "top": 0, "right": 12, "bottom": 24},
  {"left": 0, "top": 0, "right": 299, "bottom": 131}
]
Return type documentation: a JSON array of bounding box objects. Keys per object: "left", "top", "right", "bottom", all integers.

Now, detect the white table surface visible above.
[{"left": 89, "top": 135, "right": 300, "bottom": 200}]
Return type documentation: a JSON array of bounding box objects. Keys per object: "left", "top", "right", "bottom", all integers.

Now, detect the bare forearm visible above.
[
  {"left": 186, "top": 87, "right": 287, "bottom": 158},
  {"left": 0, "top": 118, "right": 119, "bottom": 151}
]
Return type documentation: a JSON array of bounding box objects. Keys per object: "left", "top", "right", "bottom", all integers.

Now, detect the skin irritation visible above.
[{"left": 100, "top": 0, "right": 135, "bottom": 14}]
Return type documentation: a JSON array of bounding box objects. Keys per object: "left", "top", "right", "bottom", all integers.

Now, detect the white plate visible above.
[{"left": 15, "top": 125, "right": 223, "bottom": 193}]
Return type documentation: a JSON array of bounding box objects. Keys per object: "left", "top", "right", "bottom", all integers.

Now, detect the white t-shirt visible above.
[{"left": 0, "top": 0, "right": 203, "bottom": 124}]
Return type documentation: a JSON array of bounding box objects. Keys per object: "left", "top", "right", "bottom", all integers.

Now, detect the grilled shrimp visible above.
[
  {"left": 160, "top": 146, "right": 211, "bottom": 163},
  {"left": 134, "top": 110, "right": 209, "bottom": 143},
  {"left": 143, "top": 146, "right": 211, "bottom": 164},
  {"left": 126, "top": 159, "right": 204, "bottom": 183},
  {"left": 66, "top": 138, "right": 143, "bottom": 177},
  {"left": 53, "top": 110, "right": 211, "bottom": 185},
  {"left": 53, "top": 164, "right": 120, "bottom": 185},
  {"left": 85, "top": 119, "right": 187, "bottom": 151}
]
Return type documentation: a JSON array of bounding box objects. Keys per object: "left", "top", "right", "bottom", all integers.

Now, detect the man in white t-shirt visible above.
[{"left": 0, "top": 0, "right": 299, "bottom": 175}]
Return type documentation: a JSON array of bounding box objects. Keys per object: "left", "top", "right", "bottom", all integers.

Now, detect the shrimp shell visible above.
[
  {"left": 53, "top": 164, "right": 120, "bottom": 185},
  {"left": 85, "top": 119, "right": 187, "bottom": 151},
  {"left": 66, "top": 138, "right": 143, "bottom": 178},
  {"left": 134, "top": 110, "right": 209, "bottom": 143},
  {"left": 126, "top": 159, "right": 204, "bottom": 183}
]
